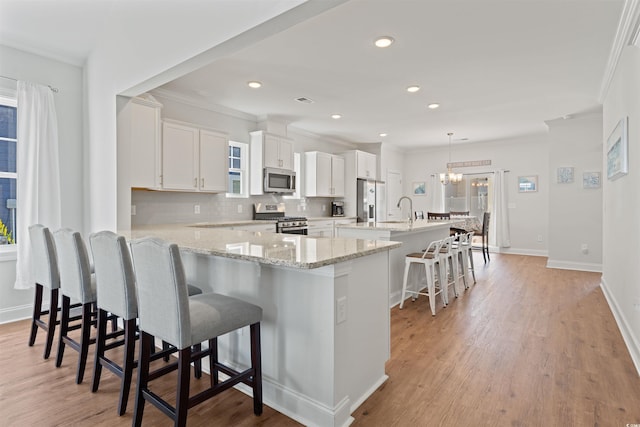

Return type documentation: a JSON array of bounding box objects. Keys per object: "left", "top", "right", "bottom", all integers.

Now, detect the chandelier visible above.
[{"left": 440, "top": 132, "right": 463, "bottom": 185}]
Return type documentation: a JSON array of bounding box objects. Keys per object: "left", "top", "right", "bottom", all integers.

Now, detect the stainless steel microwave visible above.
[{"left": 263, "top": 167, "right": 296, "bottom": 193}]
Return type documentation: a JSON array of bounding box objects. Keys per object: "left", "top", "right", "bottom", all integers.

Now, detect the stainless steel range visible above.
[{"left": 253, "top": 203, "right": 308, "bottom": 235}]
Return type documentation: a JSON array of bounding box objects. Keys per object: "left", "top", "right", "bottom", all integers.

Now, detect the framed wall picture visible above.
[
  {"left": 583, "top": 172, "right": 601, "bottom": 189},
  {"left": 518, "top": 175, "right": 538, "bottom": 192},
  {"left": 557, "top": 167, "right": 574, "bottom": 184},
  {"left": 412, "top": 181, "right": 426, "bottom": 195},
  {"left": 607, "top": 117, "right": 629, "bottom": 180}
]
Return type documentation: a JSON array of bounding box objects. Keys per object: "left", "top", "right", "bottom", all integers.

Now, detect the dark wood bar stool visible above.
[{"left": 130, "top": 237, "right": 263, "bottom": 427}]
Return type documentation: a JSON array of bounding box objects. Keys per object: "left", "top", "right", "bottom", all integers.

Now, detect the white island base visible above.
[{"left": 180, "top": 249, "right": 391, "bottom": 427}]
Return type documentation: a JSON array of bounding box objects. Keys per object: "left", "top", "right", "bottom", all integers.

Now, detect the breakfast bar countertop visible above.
[{"left": 126, "top": 224, "right": 401, "bottom": 269}]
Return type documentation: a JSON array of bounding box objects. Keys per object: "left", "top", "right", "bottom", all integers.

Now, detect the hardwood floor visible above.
[{"left": 1, "top": 253, "right": 639, "bottom": 426}]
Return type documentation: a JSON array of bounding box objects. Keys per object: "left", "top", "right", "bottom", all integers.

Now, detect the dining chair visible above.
[
  {"left": 53, "top": 228, "right": 98, "bottom": 384},
  {"left": 449, "top": 210, "right": 470, "bottom": 216},
  {"left": 130, "top": 237, "right": 263, "bottom": 427},
  {"left": 400, "top": 238, "right": 446, "bottom": 316},
  {"left": 414, "top": 211, "right": 424, "bottom": 220},
  {"left": 472, "top": 212, "right": 491, "bottom": 262},
  {"left": 427, "top": 212, "right": 451, "bottom": 220}
]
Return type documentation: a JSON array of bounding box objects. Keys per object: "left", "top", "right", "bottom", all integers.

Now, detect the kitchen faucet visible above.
[{"left": 397, "top": 196, "right": 413, "bottom": 224}]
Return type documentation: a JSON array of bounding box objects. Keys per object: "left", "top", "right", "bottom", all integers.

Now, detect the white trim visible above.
[
  {"left": 152, "top": 88, "right": 258, "bottom": 122},
  {"left": 600, "top": 277, "right": 640, "bottom": 376},
  {"left": 0, "top": 302, "right": 31, "bottom": 324},
  {"left": 498, "top": 247, "right": 548, "bottom": 257},
  {"left": 598, "top": 0, "right": 640, "bottom": 102},
  {"left": 0, "top": 245, "right": 17, "bottom": 261},
  {"left": 546, "top": 259, "right": 602, "bottom": 273}
]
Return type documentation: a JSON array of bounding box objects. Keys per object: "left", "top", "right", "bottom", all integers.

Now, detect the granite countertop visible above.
[
  {"left": 126, "top": 224, "right": 401, "bottom": 269},
  {"left": 336, "top": 219, "right": 464, "bottom": 232}
]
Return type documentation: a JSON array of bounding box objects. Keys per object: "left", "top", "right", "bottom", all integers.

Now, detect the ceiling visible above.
[{"left": 0, "top": 0, "right": 625, "bottom": 149}]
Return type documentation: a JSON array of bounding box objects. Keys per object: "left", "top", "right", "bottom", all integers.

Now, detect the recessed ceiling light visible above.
[
  {"left": 379, "top": 133, "right": 388, "bottom": 137},
  {"left": 331, "top": 114, "right": 342, "bottom": 120},
  {"left": 247, "top": 81, "right": 262, "bottom": 89},
  {"left": 427, "top": 103, "right": 440, "bottom": 109},
  {"left": 374, "top": 36, "right": 394, "bottom": 48},
  {"left": 406, "top": 85, "right": 420, "bottom": 93}
]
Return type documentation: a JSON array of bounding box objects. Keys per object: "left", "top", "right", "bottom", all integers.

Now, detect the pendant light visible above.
[{"left": 440, "top": 132, "right": 463, "bottom": 185}]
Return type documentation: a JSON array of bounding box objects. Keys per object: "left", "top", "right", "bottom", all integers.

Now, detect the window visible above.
[
  {"left": 227, "top": 141, "right": 248, "bottom": 198},
  {"left": 0, "top": 95, "right": 17, "bottom": 245}
]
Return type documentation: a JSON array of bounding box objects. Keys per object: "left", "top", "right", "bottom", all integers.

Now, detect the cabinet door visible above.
[
  {"left": 263, "top": 134, "right": 281, "bottom": 169},
  {"left": 331, "top": 156, "right": 345, "bottom": 197},
  {"left": 129, "top": 100, "right": 161, "bottom": 188},
  {"left": 162, "top": 122, "right": 198, "bottom": 190},
  {"left": 199, "top": 130, "right": 227, "bottom": 192},
  {"left": 278, "top": 138, "right": 294, "bottom": 170},
  {"left": 356, "top": 151, "right": 377, "bottom": 180}
]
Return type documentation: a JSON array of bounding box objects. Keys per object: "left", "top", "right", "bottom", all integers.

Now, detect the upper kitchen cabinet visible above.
[
  {"left": 304, "top": 151, "right": 345, "bottom": 197},
  {"left": 250, "top": 130, "right": 295, "bottom": 195},
  {"left": 119, "top": 95, "right": 162, "bottom": 189},
  {"left": 344, "top": 150, "right": 378, "bottom": 180},
  {"left": 250, "top": 131, "right": 294, "bottom": 170},
  {"left": 162, "top": 120, "right": 228, "bottom": 193}
]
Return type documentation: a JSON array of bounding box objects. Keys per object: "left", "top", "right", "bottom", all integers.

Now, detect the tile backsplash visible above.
[{"left": 131, "top": 190, "right": 336, "bottom": 226}]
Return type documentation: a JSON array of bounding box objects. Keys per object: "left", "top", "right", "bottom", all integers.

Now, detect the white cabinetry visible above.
[
  {"left": 119, "top": 96, "right": 162, "bottom": 189},
  {"left": 356, "top": 150, "right": 377, "bottom": 180},
  {"left": 234, "top": 223, "right": 276, "bottom": 233},
  {"left": 250, "top": 131, "right": 294, "bottom": 195},
  {"left": 307, "top": 219, "right": 334, "bottom": 237},
  {"left": 162, "top": 120, "right": 227, "bottom": 192},
  {"left": 304, "top": 151, "right": 345, "bottom": 197}
]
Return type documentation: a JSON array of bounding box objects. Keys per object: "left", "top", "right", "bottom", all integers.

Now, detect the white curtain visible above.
[
  {"left": 491, "top": 169, "right": 511, "bottom": 248},
  {"left": 14, "top": 81, "right": 61, "bottom": 290},
  {"left": 427, "top": 174, "right": 445, "bottom": 212}
]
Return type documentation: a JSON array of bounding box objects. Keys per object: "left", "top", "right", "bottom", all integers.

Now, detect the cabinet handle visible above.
[
  {"left": 194, "top": 178, "right": 197, "bottom": 188},
  {"left": 201, "top": 178, "right": 204, "bottom": 187}
]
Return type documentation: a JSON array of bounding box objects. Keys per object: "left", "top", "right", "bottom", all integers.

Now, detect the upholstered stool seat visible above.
[{"left": 130, "top": 237, "right": 263, "bottom": 427}]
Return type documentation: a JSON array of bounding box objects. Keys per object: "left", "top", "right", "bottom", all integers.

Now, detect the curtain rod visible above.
[{"left": 0, "top": 75, "right": 59, "bottom": 93}]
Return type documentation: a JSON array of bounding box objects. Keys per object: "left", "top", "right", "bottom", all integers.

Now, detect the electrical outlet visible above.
[
  {"left": 537, "top": 234, "right": 543, "bottom": 242},
  {"left": 237, "top": 204, "right": 243, "bottom": 213},
  {"left": 336, "top": 297, "right": 347, "bottom": 324},
  {"left": 322, "top": 205, "right": 326, "bottom": 212},
  {"left": 194, "top": 205, "right": 200, "bottom": 214},
  {"left": 131, "top": 205, "right": 136, "bottom": 216},
  {"left": 581, "top": 243, "right": 588, "bottom": 254}
]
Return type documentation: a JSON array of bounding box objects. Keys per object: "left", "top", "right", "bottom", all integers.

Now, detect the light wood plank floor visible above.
[{"left": 1, "top": 253, "right": 639, "bottom": 426}]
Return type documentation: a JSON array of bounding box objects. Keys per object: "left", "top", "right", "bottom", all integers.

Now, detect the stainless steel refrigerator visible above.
[{"left": 356, "top": 179, "right": 386, "bottom": 223}]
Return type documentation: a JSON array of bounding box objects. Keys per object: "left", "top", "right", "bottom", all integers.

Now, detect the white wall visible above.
[
  {"left": 403, "top": 134, "right": 550, "bottom": 256},
  {"left": 0, "top": 45, "right": 84, "bottom": 322},
  {"left": 601, "top": 45, "right": 640, "bottom": 373},
  {"left": 546, "top": 112, "right": 603, "bottom": 272}
]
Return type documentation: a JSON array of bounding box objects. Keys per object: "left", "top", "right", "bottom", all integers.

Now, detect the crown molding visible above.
[
  {"left": 598, "top": 0, "right": 640, "bottom": 102},
  {"left": 150, "top": 88, "right": 258, "bottom": 122}
]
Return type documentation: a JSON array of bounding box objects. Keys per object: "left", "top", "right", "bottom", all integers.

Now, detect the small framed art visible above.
[
  {"left": 557, "top": 167, "right": 574, "bottom": 184},
  {"left": 583, "top": 172, "right": 601, "bottom": 189},
  {"left": 412, "top": 182, "right": 426, "bottom": 195},
  {"left": 518, "top": 175, "right": 538, "bottom": 193}
]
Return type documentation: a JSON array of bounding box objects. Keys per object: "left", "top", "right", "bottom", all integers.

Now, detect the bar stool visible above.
[
  {"left": 453, "top": 231, "right": 476, "bottom": 287},
  {"left": 89, "top": 231, "right": 207, "bottom": 415},
  {"left": 53, "top": 228, "right": 98, "bottom": 384},
  {"left": 436, "top": 235, "right": 459, "bottom": 304},
  {"left": 400, "top": 238, "right": 445, "bottom": 316},
  {"left": 130, "top": 237, "right": 263, "bottom": 427},
  {"left": 28, "top": 224, "right": 67, "bottom": 359}
]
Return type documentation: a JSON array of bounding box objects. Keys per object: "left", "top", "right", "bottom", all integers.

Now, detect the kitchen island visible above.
[
  {"left": 127, "top": 225, "right": 401, "bottom": 427},
  {"left": 335, "top": 219, "right": 463, "bottom": 307}
]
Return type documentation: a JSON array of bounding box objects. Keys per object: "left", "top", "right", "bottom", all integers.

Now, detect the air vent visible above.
[{"left": 295, "top": 97, "right": 315, "bottom": 104}]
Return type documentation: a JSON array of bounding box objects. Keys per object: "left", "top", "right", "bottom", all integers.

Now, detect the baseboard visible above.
[
  {"left": 546, "top": 259, "right": 602, "bottom": 273},
  {"left": 498, "top": 247, "right": 548, "bottom": 257},
  {"left": 0, "top": 303, "right": 32, "bottom": 324},
  {"left": 600, "top": 277, "right": 640, "bottom": 376}
]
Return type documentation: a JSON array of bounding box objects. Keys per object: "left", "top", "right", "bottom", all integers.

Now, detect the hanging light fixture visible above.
[{"left": 440, "top": 132, "right": 463, "bottom": 185}]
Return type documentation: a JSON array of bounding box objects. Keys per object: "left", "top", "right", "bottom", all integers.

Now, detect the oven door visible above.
[{"left": 278, "top": 226, "right": 308, "bottom": 235}]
